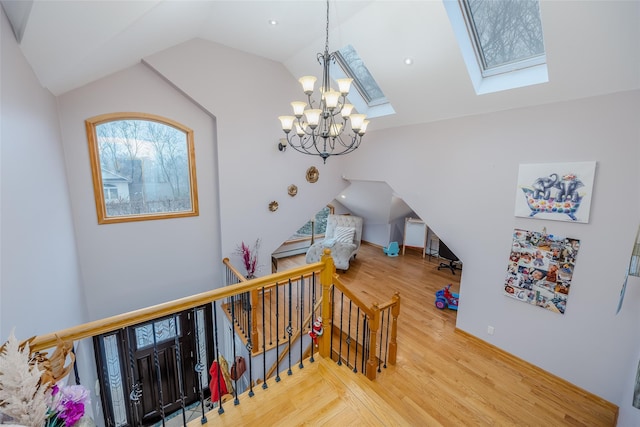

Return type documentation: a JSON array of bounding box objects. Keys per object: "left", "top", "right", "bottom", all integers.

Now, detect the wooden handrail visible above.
[
  {"left": 331, "top": 275, "right": 401, "bottom": 379},
  {"left": 223, "top": 257, "right": 248, "bottom": 282},
  {"left": 332, "top": 274, "right": 374, "bottom": 319},
  {"left": 377, "top": 292, "right": 400, "bottom": 311},
  {"left": 31, "top": 249, "right": 400, "bottom": 384},
  {"left": 222, "top": 257, "right": 317, "bottom": 287},
  {"left": 30, "top": 261, "right": 326, "bottom": 352}
]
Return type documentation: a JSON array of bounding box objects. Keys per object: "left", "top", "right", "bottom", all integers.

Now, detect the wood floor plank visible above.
[{"left": 197, "top": 243, "right": 617, "bottom": 426}]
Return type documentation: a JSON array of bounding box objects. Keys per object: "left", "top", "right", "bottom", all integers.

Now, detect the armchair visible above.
[{"left": 306, "top": 214, "right": 363, "bottom": 271}]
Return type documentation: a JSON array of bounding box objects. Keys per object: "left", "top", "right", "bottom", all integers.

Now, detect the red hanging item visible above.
[{"left": 209, "top": 361, "right": 228, "bottom": 401}]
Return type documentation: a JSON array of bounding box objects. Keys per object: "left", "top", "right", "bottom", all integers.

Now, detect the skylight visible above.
[
  {"left": 332, "top": 45, "right": 395, "bottom": 119},
  {"left": 444, "top": 0, "right": 548, "bottom": 94}
]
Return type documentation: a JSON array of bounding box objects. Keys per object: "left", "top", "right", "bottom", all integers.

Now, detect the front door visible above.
[
  {"left": 130, "top": 314, "right": 196, "bottom": 424},
  {"left": 95, "top": 306, "right": 212, "bottom": 427}
]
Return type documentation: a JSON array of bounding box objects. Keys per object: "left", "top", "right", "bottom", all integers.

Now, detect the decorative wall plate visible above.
[
  {"left": 268, "top": 201, "right": 279, "bottom": 212},
  {"left": 306, "top": 166, "right": 319, "bottom": 183},
  {"left": 288, "top": 184, "right": 298, "bottom": 197}
]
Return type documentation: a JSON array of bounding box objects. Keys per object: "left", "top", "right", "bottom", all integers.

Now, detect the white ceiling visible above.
[{"left": 4, "top": 0, "right": 640, "bottom": 131}]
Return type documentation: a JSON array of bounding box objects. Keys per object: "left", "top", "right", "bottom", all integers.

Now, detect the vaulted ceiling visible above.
[
  {"left": 3, "top": 0, "right": 639, "bottom": 132},
  {"left": 5, "top": 1, "right": 637, "bottom": 228}
]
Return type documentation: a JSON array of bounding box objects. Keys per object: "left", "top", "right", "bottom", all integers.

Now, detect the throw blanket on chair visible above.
[{"left": 306, "top": 214, "right": 363, "bottom": 271}]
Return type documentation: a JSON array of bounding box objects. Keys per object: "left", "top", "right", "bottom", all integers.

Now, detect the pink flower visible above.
[
  {"left": 47, "top": 384, "right": 90, "bottom": 427},
  {"left": 237, "top": 239, "right": 260, "bottom": 277},
  {"left": 59, "top": 400, "right": 85, "bottom": 426}
]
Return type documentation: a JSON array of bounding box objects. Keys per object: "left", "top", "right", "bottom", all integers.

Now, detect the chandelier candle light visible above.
[{"left": 278, "top": 0, "right": 368, "bottom": 163}]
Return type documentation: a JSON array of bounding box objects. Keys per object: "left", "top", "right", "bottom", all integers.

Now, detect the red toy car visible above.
[{"left": 434, "top": 284, "right": 459, "bottom": 310}]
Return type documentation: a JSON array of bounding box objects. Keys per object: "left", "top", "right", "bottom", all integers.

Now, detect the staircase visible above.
[{"left": 21, "top": 245, "right": 618, "bottom": 426}]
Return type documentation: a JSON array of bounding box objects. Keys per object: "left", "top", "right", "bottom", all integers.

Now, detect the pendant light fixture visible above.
[{"left": 278, "top": 0, "right": 368, "bottom": 163}]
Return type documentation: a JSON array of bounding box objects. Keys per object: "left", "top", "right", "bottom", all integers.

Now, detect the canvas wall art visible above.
[
  {"left": 504, "top": 229, "right": 580, "bottom": 315},
  {"left": 514, "top": 161, "right": 596, "bottom": 223}
]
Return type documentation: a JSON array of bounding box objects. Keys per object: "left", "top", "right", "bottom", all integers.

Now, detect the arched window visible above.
[{"left": 86, "top": 113, "right": 199, "bottom": 224}]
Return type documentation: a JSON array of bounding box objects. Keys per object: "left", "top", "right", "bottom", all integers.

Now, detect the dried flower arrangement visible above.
[
  {"left": 236, "top": 239, "right": 261, "bottom": 278},
  {"left": 0, "top": 331, "right": 90, "bottom": 427}
]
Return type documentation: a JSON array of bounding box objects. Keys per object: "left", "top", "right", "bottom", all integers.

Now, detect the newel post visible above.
[
  {"left": 319, "top": 248, "right": 335, "bottom": 360},
  {"left": 388, "top": 292, "right": 401, "bottom": 365},
  {"left": 366, "top": 303, "right": 380, "bottom": 380}
]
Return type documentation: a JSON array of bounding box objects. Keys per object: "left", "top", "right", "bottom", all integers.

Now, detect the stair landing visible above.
[{"left": 189, "top": 357, "right": 413, "bottom": 426}]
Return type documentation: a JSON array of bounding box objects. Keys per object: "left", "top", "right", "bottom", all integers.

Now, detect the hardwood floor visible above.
[{"left": 198, "top": 243, "right": 618, "bottom": 426}]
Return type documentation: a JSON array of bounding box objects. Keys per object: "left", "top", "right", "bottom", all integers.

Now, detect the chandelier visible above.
[{"left": 278, "top": 0, "right": 368, "bottom": 164}]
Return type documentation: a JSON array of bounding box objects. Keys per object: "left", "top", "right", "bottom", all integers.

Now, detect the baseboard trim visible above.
[{"left": 454, "top": 327, "right": 619, "bottom": 424}]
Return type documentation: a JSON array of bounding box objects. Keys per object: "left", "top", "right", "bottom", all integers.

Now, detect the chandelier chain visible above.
[{"left": 324, "top": 0, "right": 330, "bottom": 54}]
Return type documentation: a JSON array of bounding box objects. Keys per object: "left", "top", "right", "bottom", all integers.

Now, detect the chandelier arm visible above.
[
  {"left": 306, "top": 135, "right": 328, "bottom": 157},
  {"left": 286, "top": 142, "right": 327, "bottom": 158},
  {"left": 332, "top": 133, "right": 356, "bottom": 150},
  {"left": 336, "top": 128, "right": 364, "bottom": 149},
  {"left": 292, "top": 120, "right": 311, "bottom": 137},
  {"left": 290, "top": 133, "right": 323, "bottom": 155}
]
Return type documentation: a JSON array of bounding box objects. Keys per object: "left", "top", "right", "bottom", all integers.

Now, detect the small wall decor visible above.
[
  {"left": 306, "top": 166, "right": 319, "bottom": 183},
  {"left": 268, "top": 201, "right": 279, "bottom": 212},
  {"left": 288, "top": 184, "right": 298, "bottom": 197},
  {"left": 504, "top": 228, "right": 580, "bottom": 315},
  {"left": 514, "top": 161, "right": 596, "bottom": 223}
]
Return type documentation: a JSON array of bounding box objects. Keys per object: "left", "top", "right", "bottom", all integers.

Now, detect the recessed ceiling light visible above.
[
  {"left": 404, "top": 57, "right": 413, "bottom": 65},
  {"left": 268, "top": 19, "right": 278, "bottom": 26},
  {"left": 340, "top": 194, "right": 346, "bottom": 199}
]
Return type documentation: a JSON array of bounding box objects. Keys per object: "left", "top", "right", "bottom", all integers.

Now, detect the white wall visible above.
[
  {"left": 362, "top": 223, "right": 391, "bottom": 247},
  {"left": 346, "top": 90, "right": 640, "bottom": 424},
  {"left": 143, "top": 39, "right": 351, "bottom": 272},
  {"left": 57, "top": 63, "right": 222, "bottom": 319},
  {"left": 0, "top": 9, "right": 86, "bottom": 339}
]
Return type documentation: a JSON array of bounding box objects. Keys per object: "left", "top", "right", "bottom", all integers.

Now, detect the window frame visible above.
[
  {"left": 443, "top": 0, "right": 548, "bottom": 94},
  {"left": 86, "top": 112, "right": 199, "bottom": 224},
  {"left": 332, "top": 46, "right": 395, "bottom": 119},
  {"left": 461, "top": 0, "right": 546, "bottom": 77}
]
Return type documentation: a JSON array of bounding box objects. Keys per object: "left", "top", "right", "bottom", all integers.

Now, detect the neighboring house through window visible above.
[{"left": 101, "top": 169, "right": 130, "bottom": 202}]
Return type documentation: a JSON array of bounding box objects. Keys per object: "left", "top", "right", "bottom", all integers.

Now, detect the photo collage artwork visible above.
[{"left": 504, "top": 229, "right": 580, "bottom": 315}]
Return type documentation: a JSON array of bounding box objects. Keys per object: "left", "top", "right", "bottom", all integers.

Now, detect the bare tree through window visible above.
[
  {"left": 86, "top": 113, "right": 199, "bottom": 224},
  {"left": 466, "top": 0, "right": 545, "bottom": 70}
]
